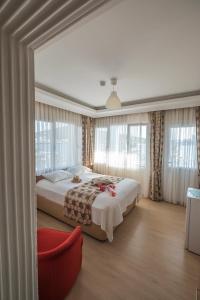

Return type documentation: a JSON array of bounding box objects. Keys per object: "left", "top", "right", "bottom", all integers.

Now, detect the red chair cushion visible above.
[
  {"left": 37, "top": 226, "right": 83, "bottom": 300},
  {"left": 37, "top": 228, "right": 71, "bottom": 252}
]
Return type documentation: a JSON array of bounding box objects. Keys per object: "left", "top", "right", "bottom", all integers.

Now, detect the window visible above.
[
  {"left": 108, "top": 125, "right": 127, "bottom": 168},
  {"left": 94, "top": 127, "right": 108, "bottom": 164},
  {"left": 127, "top": 124, "right": 147, "bottom": 169},
  {"left": 94, "top": 124, "right": 148, "bottom": 170},
  {"left": 35, "top": 121, "right": 53, "bottom": 174},
  {"left": 168, "top": 126, "right": 197, "bottom": 169},
  {"left": 55, "top": 122, "right": 82, "bottom": 169},
  {"left": 35, "top": 120, "right": 82, "bottom": 174}
]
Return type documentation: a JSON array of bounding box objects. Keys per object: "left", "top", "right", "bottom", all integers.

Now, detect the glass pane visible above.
[
  {"left": 55, "top": 122, "right": 82, "bottom": 169},
  {"left": 108, "top": 125, "right": 127, "bottom": 168},
  {"left": 168, "top": 126, "right": 197, "bottom": 169},
  {"left": 55, "top": 122, "right": 69, "bottom": 169},
  {"left": 127, "top": 125, "right": 147, "bottom": 169},
  {"left": 35, "top": 120, "right": 53, "bottom": 174},
  {"left": 94, "top": 127, "right": 107, "bottom": 164}
]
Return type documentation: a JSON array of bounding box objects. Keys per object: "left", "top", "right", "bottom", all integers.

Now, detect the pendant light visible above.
[{"left": 105, "top": 78, "right": 121, "bottom": 109}]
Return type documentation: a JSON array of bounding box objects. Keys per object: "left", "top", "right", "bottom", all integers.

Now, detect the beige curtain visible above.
[
  {"left": 82, "top": 116, "right": 95, "bottom": 168},
  {"left": 35, "top": 102, "right": 82, "bottom": 174},
  {"left": 163, "top": 108, "right": 198, "bottom": 205},
  {"left": 196, "top": 107, "right": 200, "bottom": 187},
  {"left": 149, "top": 111, "right": 164, "bottom": 201}
]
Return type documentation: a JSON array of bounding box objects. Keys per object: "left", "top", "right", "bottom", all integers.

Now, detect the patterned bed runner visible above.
[{"left": 64, "top": 176, "right": 122, "bottom": 224}]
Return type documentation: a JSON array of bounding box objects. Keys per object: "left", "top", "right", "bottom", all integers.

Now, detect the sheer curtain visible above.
[
  {"left": 94, "top": 113, "right": 150, "bottom": 196},
  {"left": 163, "top": 108, "right": 198, "bottom": 205},
  {"left": 196, "top": 107, "right": 200, "bottom": 187},
  {"left": 35, "top": 102, "right": 82, "bottom": 175}
]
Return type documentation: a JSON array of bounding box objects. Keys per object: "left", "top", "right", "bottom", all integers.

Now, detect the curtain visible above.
[
  {"left": 35, "top": 102, "right": 82, "bottom": 175},
  {"left": 196, "top": 107, "right": 200, "bottom": 187},
  {"left": 163, "top": 108, "right": 198, "bottom": 205},
  {"left": 149, "top": 111, "right": 164, "bottom": 201},
  {"left": 82, "top": 116, "right": 94, "bottom": 168},
  {"left": 93, "top": 113, "right": 150, "bottom": 197}
]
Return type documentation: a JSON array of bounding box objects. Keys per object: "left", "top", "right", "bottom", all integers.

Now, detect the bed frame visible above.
[{"left": 36, "top": 176, "right": 137, "bottom": 241}]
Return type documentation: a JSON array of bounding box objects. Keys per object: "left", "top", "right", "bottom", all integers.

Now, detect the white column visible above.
[{"left": 0, "top": 32, "right": 37, "bottom": 300}]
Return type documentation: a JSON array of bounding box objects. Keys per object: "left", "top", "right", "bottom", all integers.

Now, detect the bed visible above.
[{"left": 36, "top": 171, "right": 140, "bottom": 241}]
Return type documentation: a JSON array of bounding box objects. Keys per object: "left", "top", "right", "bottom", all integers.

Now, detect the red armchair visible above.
[{"left": 37, "top": 226, "right": 83, "bottom": 300}]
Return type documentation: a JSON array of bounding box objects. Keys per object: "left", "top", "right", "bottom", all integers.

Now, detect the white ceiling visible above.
[{"left": 35, "top": 0, "right": 200, "bottom": 108}]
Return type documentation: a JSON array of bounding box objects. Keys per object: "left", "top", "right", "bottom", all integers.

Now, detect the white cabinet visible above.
[{"left": 185, "top": 188, "right": 200, "bottom": 255}]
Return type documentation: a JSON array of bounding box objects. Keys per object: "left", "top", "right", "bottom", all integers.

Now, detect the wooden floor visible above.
[{"left": 37, "top": 198, "right": 200, "bottom": 300}]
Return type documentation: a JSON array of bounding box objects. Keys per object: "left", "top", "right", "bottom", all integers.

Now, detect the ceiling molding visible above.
[
  {"left": 35, "top": 86, "right": 96, "bottom": 117},
  {"left": 35, "top": 82, "right": 94, "bottom": 109},
  {"left": 96, "top": 89, "right": 200, "bottom": 110},
  {"left": 96, "top": 96, "right": 200, "bottom": 117},
  {"left": 35, "top": 85, "right": 200, "bottom": 118},
  {"left": 36, "top": 81, "right": 200, "bottom": 111}
]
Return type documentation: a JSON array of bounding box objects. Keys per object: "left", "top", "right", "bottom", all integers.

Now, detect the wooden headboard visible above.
[{"left": 36, "top": 175, "right": 45, "bottom": 183}]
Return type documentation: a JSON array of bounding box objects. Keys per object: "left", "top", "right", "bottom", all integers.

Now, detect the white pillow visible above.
[
  {"left": 67, "top": 165, "right": 92, "bottom": 176},
  {"left": 42, "top": 170, "right": 72, "bottom": 183},
  {"left": 67, "top": 165, "right": 84, "bottom": 176},
  {"left": 83, "top": 166, "right": 92, "bottom": 173}
]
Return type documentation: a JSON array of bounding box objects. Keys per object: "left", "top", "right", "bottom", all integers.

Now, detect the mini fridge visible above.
[{"left": 185, "top": 188, "right": 200, "bottom": 255}]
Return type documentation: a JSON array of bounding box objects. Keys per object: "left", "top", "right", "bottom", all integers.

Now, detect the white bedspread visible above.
[{"left": 36, "top": 172, "right": 140, "bottom": 241}]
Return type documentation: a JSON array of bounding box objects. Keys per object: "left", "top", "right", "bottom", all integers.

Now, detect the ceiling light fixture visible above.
[{"left": 105, "top": 77, "right": 121, "bottom": 109}]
